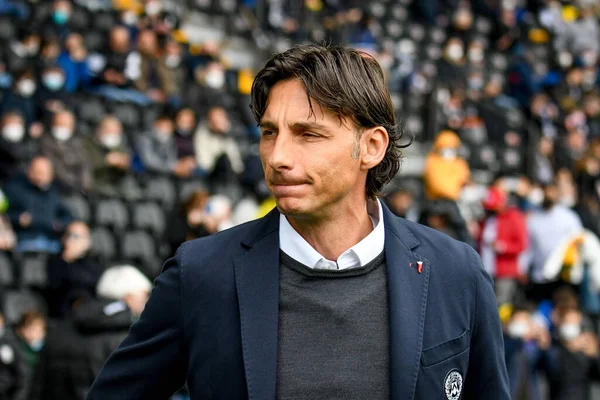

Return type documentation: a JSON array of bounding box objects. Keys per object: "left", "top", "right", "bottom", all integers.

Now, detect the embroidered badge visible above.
[
  {"left": 444, "top": 369, "right": 463, "bottom": 400},
  {"left": 0, "top": 344, "right": 14, "bottom": 365}
]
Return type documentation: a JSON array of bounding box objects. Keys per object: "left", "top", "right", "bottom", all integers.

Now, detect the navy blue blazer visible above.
[{"left": 87, "top": 204, "right": 510, "bottom": 399}]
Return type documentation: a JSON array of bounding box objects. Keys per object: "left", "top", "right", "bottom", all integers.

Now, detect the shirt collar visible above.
[{"left": 279, "top": 198, "right": 385, "bottom": 270}]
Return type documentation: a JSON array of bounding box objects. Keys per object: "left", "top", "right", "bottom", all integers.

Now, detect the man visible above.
[
  {"left": 527, "top": 181, "right": 584, "bottom": 302},
  {"left": 88, "top": 44, "right": 509, "bottom": 399},
  {"left": 0, "top": 111, "right": 39, "bottom": 182},
  {"left": 40, "top": 109, "right": 91, "bottom": 193},
  {"left": 84, "top": 116, "right": 139, "bottom": 199},
  {"left": 136, "top": 114, "right": 195, "bottom": 178},
  {"left": 4, "top": 156, "right": 72, "bottom": 253},
  {"left": 46, "top": 221, "right": 103, "bottom": 318}
]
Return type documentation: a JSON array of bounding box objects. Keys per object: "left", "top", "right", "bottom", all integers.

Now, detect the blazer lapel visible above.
[
  {"left": 383, "top": 205, "right": 430, "bottom": 400},
  {"left": 234, "top": 209, "right": 280, "bottom": 400}
]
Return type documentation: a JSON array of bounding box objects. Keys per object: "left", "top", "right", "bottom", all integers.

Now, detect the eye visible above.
[
  {"left": 302, "top": 132, "right": 320, "bottom": 138},
  {"left": 261, "top": 130, "right": 275, "bottom": 137}
]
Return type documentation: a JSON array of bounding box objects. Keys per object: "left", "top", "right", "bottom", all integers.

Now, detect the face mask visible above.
[
  {"left": 165, "top": 55, "right": 181, "bottom": 69},
  {"left": 446, "top": 45, "right": 464, "bottom": 61},
  {"left": 52, "top": 126, "right": 73, "bottom": 142},
  {"left": 468, "top": 49, "right": 484, "bottom": 63},
  {"left": 560, "top": 195, "right": 576, "bottom": 208},
  {"left": 440, "top": 148, "right": 458, "bottom": 160},
  {"left": 2, "top": 123, "right": 25, "bottom": 142},
  {"left": 100, "top": 133, "right": 121, "bottom": 149},
  {"left": 29, "top": 339, "right": 44, "bottom": 352},
  {"left": 52, "top": 10, "right": 70, "bottom": 25},
  {"left": 17, "top": 79, "right": 36, "bottom": 97},
  {"left": 560, "top": 323, "right": 581, "bottom": 342},
  {"left": 145, "top": 1, "right": 162, "bottom": 16},
  {"left": 507, "top": 321, "right": 529, "bottom": 339},
  {"left": 122, "top": 11, "right": 138, "bottom": 26},
  {"left": 42, "top": 73, "right": 65, "bottom": 91},
  {"left": 528, "top": 188, "right": 544, "bottom": 207},
  {"left": 468, "top": 77, "right": 484, "bottom": 90},
  {"left": 205, "top": 70, "right": 225, "bottom": 89},
  {"left": 558, "top": 52, "right": 573, "bottom": 69}
]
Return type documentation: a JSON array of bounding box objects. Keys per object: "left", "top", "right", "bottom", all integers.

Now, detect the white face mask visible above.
[
  {"left": 440, "top": 148, "right": 458, "bottom": 160},
  {"left": 560, "top": 323, "right": 581, "bottom": 341},
  {"left": 100, "top": 133, "right": 121, "bottom": 149},
  {"left": 446, "top": 45, "right": 464, "bottom": 61},
  {"left": 145, "top": 1, "right": 162, "bottom": 16},
  {"left": 165, "top": 55, "right": 181, "bottom": 69},
  {"left": 204, "top": 70, "right": 225, "bottom": 89},
  {"left": 2, "top": 123, "right": 25, "bottom": 142},
  {"left": 507, "top": 321, "right": 529, "bottom": 339},
  {"left": 528, "top": 188, "right": 544, "bottom": 206},
  {"left": 468, "top": 49, "right": 484, "bottom": 63},
  {"left": 122, "top": 11, "right": 138, "bottom": 26},
  {"left": 17, "top": 79, "right": 36, "bottom": 97},
  {"left": 52, "top": 126, "right": 73, "bottom": 142},
  {"left": 560, "top": 195, "right": 576, "bottom": 208}
]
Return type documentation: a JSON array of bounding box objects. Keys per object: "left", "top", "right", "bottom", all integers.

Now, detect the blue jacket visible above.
[
  {"left": 3, "top": 172, "right": 72, "bottom": 242},
  {"left": 87, "top": 204, "right": 510, "bottom": 399}
]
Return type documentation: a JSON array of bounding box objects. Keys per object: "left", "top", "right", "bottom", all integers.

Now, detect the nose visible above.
[{"left": 266, "top": 131, "right": 294, "bottom": 172}]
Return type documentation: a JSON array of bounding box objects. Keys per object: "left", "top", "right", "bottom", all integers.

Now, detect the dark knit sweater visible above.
[{"left": 276, "top": 250, "right": 390, "bottom": 400}]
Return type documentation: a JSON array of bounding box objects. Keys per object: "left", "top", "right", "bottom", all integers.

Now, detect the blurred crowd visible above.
[{"left": 0, "top": 0, "right": 598, "bottom": 399}]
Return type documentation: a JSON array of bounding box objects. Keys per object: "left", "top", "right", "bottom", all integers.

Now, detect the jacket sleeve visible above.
[
  {"left": 499, "top": 212, "right": 528, "bottom": 256},
  {"left": 463, "top": 246, "right": 511, "bottom": 400},
  {"left": 86, "top": 247, "right": 188, "bottom": 399}
]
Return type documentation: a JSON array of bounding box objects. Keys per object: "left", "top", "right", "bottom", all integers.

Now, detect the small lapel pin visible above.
[{"left": 417, "top": 261, "right": 423, "bottom": 274}]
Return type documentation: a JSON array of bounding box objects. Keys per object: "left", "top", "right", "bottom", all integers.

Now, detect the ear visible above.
[{"left": 360, "top": 126, "right": 389, "bottom": 171}]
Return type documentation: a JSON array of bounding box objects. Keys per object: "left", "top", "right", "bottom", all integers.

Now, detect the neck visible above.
[{"left": 286, "top": 198, "right": 375, "bottom": 261}]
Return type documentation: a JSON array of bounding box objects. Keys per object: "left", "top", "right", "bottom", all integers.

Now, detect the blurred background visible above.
[{"left": 0, "top": 0, "right": 598, "bottom": 399}]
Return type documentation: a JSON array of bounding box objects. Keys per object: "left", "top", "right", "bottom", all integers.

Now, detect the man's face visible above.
[
  {"left": 259, "top": 79, "right": 367, "bottom": 220},
  {"left": 64, "top": 222, "right": 91, "bottom": 255},
  {"left": 28, "top": 158, "right": 54, "bottom": 189},
  {"left": 110, "top": 28, "right": 130, "bottom": 53},
  {"left": 208, "top": 108, "right": 230, "bottom": 134}
]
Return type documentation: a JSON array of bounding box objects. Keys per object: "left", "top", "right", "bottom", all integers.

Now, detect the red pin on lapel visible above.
[{"left": 417, "top": 261, "right": 423, "bottom": 274}]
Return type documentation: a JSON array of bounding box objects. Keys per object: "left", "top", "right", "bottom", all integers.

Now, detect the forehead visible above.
[{"left": 262, "top": 79, "right": 342, "bottom": 127}]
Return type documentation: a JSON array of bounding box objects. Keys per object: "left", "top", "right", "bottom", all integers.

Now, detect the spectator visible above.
[
  {"left": 527, "top": 181, "right": 584, "bottom": 302},
  {"left": 503, "top": 304, "right": 550, "bottom": 400},
  {"left": 3, "top": 156, "right": 72, "bottom": 253},
  {"left": 0, "top": 310, "right": 28, "bottom": 400},
  {"left": 161, "top": 40, "right": 186, "bottom": 104},
  {"left": 533, "top": 136, "right": 556, "bottom": 186},
  {"left": 385, "top": 187, "right": 418, "bottom": 221},
  {"left": 41, "top": 0, "right": 73, "bottom": 42},
  {"left": 553, "top": 1, "right": 599, "bottom": 59},
  {"left": 134, "top": 29, "right": 166, "bottom": 103},
  {"left": 423, "top": 129, "right": 470, "bottom": 201},
  {"left": 57, "top": 33, "right": 91, "bottom": 92},
  {"left": 84, "top": 116, "right": 140, "bottom": 199},
  {"left": 546, "top": 307, "right": 600, "bottom": 400},
  {"left": 437, "top": 37, "right": 467, "bottom": 85},
  {"left": 33, "top": 265, "right": 151, "bottom": 400},
  {"left": 479, "top": 186, "right": 528, "bottom": 305},
  {"left": 40, "top": 109, "right": 91, "bottom": 193},
  {"left": 0, "top": 111, "right": 39, "bottom": 182},
  {"left": 89, "top": 26, "right": 146, "bottom": 105},
  {"left": 5, "top": 28, "right": 40, "bottom": 73},
  {"left": 36, "top": 64, "right": 73, "bottom": 122},
  {"left": 167, "top": 189, "right": 211, "bottom": 255},
  {"left": 0, "top": 187, "right": 16, "bottom": 251},
  {"left": 195, "top": 106, "right": 244, "bottom": 177},
  {"left": 137, "top": 113, "right": 195, "bottom": 177},
  {"left": 46, "top": 221, "right": 102, "bottom": 318},
  {"left": 15, "top": 311, "right": 46, "bottom": 397},
  {"left": 0, "top": 69, "right": 38, "bottom": 127},
  {"left": 185, "top": 61, "right": 234, "bottom": 116},
  {"left": 173, "top": 107, "right": 197, "bottom": 159}
]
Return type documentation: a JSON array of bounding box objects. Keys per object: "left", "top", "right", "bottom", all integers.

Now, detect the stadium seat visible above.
[
  {"left": 145, "top": 175, "right": 177, "bottom": 210},
  {"left": 94, "top": 11, "right": 118, "bottom": 33},
  {"left": 90, "top": 226, "right": 117, "bottom": 262},
  {"left": 84, "top": 30, "right": 107, "bottom": 53},
  {"left": 0, "top": 17, "right": 15, "bottom": 41},
  {"left": 69, "top": 6, "right": 91, "bottom": 31},
  {"left": 95, "top": 198, "right": 129, "bottom": 233},
  {"left": 0, "top": 251, "right": 14, "bottom": 288},
  {"left": 63, "top": 193, "right": 92, "bottom": 223},
  {"left": 121, "top": 230, "right": 161, "bottom": 277},
  {"left": 132, "top": 202, "right": 167, "bottom": 238},
  {"left": 19, "top": 252, "right": 48, "bottom": 288},
  {"left": 110, "top": 102, "right": 141, "bottom": 131},
  {"left": 1, "top": 289, "right": 47, "bottom": 326},
  {"left": 78, "top": 97, "right": 107, "bottom": 126}
]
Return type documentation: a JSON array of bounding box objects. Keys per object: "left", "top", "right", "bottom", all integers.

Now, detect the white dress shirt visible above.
[{"left": 279, "top": 199, "right": 385, "bottom": 270}]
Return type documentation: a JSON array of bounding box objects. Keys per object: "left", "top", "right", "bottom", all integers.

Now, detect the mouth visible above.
[{"left": 269, "top": 182, "right": 308, "bottom": 196}]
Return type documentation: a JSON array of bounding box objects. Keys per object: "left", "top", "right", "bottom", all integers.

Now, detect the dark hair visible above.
[
  {"left": 16, "top": 311, "right": 46, "bottom": 330},
  {"left": 250, "top": 44, "right": 410, "bottom": 198}
]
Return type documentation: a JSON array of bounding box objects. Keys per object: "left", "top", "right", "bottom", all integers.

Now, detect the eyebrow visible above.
[{"left": 259, "top": 120, "right": 330, "bottom": 133}]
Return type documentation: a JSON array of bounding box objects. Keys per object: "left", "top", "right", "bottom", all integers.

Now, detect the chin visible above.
[{"left": 274, "top": 197, "right": 311, "bottom": 217}]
